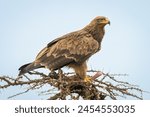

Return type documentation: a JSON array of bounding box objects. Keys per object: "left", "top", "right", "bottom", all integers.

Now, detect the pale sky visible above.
[{"left": 0, "top": 0, "right": 150, "bottom": 99}]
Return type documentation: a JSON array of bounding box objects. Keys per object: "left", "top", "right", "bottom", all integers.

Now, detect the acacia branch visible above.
[{"left": 0, "top": 70, "right": 145, "bottom": 100}]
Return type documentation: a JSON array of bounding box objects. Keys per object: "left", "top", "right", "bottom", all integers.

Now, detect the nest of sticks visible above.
[{"left": 0, "top": 70, "right": 143, "bottom": 100}]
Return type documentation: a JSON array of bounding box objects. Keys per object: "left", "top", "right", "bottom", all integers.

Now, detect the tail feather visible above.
[{"left": 18, "top": 62, "right": 42, "bottom": 76}]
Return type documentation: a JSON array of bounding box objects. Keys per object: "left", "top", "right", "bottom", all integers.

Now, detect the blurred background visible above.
[{"left": 0, "top": 0, "right": 150, "bottom": 99}]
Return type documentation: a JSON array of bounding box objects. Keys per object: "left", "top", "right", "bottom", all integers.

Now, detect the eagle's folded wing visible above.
[{"left": 35, "top": 32, "right": 99, "bottom": 70}]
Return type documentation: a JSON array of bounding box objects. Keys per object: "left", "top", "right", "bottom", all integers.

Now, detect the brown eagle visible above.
[{"left": 18, "top": 16, "right": 110, "bottom": 81}]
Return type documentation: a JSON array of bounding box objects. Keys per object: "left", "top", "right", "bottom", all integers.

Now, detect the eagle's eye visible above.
[
  {"left": 97, "top": 18, "right": 105, "bottom": 23},
  {"left": 101, "top": 18, "right": 105, "bottom": 21}
]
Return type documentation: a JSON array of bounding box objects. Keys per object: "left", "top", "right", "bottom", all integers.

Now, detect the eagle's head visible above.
[{"left": 91, "top": 16, "right": 110, "bottom": 27}]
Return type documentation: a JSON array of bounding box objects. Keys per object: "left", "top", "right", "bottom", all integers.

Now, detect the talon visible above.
[
  {"left": 48, "top": 71, "right": 58, "bottom": 79},
  {"left": 84, "top": 76, "right": 92, "bottom": 83}
]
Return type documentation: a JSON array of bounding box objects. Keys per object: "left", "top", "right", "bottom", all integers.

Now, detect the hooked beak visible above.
[
  {"left": 108, "top": 20, "right": 110, "bottom": 25},
  {"left": 101, "top": 17, "right": 110, "bottom": 25}
]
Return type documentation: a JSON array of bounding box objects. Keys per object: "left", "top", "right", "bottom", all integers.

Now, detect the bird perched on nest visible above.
[{"left": 18, "top": 16, "right": 110, "bottom": 82}]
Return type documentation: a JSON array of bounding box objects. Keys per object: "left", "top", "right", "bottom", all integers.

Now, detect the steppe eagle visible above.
[{"left": 18, "top": 16, "right": 110, "bottom": 81}]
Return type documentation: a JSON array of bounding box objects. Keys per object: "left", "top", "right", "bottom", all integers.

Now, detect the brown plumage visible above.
[{"left": 18, "top": 16, "right": 110, "bottom": 80}]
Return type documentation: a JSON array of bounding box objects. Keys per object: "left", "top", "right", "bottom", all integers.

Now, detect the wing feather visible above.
[{"left": 34, "top": 31, "right": 99, "bottom": 70}]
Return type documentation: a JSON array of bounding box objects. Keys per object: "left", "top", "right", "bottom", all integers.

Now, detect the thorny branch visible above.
[{"left": 0, "top": 70, "right": 144, "bottom": 100}]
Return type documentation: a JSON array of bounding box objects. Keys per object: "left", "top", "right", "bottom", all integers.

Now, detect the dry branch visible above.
[{"left": 0, "top": 70, "right": 144, "bottom": 100}]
